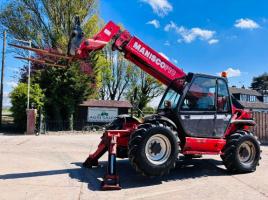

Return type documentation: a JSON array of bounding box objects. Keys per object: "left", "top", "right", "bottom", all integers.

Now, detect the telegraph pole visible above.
[
  {"left": 0, "top": 31, "right": 6, "bottom": 127},
  {"left": 27, "top": 40, "right": 31, "bottom": 109}
]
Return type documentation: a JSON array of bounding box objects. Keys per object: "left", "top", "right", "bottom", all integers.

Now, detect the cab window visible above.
[
  {"left": 217, "top": 79, "right": 230, "bottom": 112},
  {"left": 181, "top": 77, "right": 216, "bottom": 111},
  {"left": 159, "top": 88, "right": 180, "bottom": 109}
]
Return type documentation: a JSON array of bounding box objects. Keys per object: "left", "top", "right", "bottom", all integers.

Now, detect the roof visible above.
[
  {"left": 79, "top": 99, "right": 133, "bottom": 108},
  {"left": 229, "top": 87, "right": 261, "bottom": 96},
  {"left": 238, "top": 101, "right": 268, "bottom": 110}
]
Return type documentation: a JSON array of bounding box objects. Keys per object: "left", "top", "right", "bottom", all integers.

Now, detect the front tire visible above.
[
  {"left": 221, "top": 131, "right": 261, "bottom": 173},
  {"left": 128, "top": 123, "right": 179, "bottom": 177}
]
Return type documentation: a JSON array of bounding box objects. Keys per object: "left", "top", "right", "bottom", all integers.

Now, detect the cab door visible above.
[
  {"left": 179, "top": 76, "right": 217, "bottom": 138},
  {"left": 214, "top": 79, "right": 232, "bottom": 137}
]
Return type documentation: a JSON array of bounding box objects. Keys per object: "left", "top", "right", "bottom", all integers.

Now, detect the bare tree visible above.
[
  {"left": 99, "top": 45, "right": 133, "bottom": 100},
  {"left": 126, "top": 67, "right": 164, "bottom": 116}
]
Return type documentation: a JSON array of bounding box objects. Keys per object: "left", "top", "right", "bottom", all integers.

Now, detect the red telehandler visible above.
[
  {"left": 12, "top": 17, "right": 261, "bottom": 190},
  {"left": 72, "top": 20, "right": 261, "bottom": 190}
]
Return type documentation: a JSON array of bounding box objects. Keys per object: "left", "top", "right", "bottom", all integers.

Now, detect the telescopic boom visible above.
[{"left": 75, "top": 21, "right": 186, "bottom": 86}]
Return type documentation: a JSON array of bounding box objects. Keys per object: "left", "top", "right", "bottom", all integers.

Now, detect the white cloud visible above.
[
  {"left": 164, "top": 21, "right": 177, "bottom": 32},
  {"left": 140, "top": 0, "right": 173, "bottom": 17},
  {"left": 164, "top": 21, "right": 216, "bottom": 43},
  {"left": 3, "top": 92, "right": 9, "bottom": 97},
  {"left": 6, "top": 81, "right": 18, "bottom": 88},
  {"left": 146, "top": 19, "right": 160, "bottom": 28},
  {"left": 217, "top": 68, "right": 241, "bottom": 77},
  {"left": 3, "top": 92, "right": 11, "bottom": 107},
  {"left": 164, "top": 40, "right": 170, "bottom": 46},
  {"left": 234, "top": 18, "right": 260, "bottom": 29},
  {"left": 208, "top": 39, "right": 219, "bottom": 45},
  {"left": 159, "top": 52, "right": 169, "bottom": 60}
]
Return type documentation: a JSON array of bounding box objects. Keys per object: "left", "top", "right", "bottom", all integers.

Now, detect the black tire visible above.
[
  {"left": 221, "top": 131, "right": 261, "bottom": 173},
  {"left": 128, "top": 123, "right": 179, "bottom": 177}
]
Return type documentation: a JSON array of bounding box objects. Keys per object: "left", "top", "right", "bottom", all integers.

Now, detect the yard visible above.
[{"left": 0, "top": 134, "right": 267, "bottom": 200}]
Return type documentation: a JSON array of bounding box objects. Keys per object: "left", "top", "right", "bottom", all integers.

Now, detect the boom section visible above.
[{"left": 77, "top": 21, "right": 186, "bottom": 86}]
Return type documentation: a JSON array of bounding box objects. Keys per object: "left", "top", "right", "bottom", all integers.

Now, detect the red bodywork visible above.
[
  {"left": 79, "top": 20, "right": 252, "bottom": 153},
  {"left": 80, "top": 21, "right": 254, "bottom": 189}
]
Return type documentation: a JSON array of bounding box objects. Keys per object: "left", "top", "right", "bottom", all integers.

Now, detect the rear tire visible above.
[
  {"left": 221, "top": 131, "right": 261, "bottom": 173},
  {"left": 128, "top": 123, "right": 179, "bottom": 177}
]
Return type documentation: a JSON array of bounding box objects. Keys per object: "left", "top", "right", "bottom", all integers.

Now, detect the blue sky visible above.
[
  {"left": 1, "top": 0, "right": 268, "bottom": 106},
  {"left": 100, "top": 0, "right": 268, "bottom": 86},
  {"left": 0, "top": 40, "right": 22, "bottom": 107}
]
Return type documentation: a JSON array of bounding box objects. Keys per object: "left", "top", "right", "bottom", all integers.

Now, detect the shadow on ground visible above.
[{"left": 0, "top": 157, "right": 230, "bottom": 191}]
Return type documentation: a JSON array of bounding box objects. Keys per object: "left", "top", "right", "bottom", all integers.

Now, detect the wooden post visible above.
[{"left": 0, "top": 30, "right": 6, "bottom": 127}]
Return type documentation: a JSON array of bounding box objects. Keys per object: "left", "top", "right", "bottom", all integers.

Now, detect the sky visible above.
[
  {"left": 100, "top": 0, "right": 268, "bottom": 84},
  {"left": 99, "top": 0, "right": 268, "bottom": 107},
  {"left": 0, "top": 38, "right": 23, "bottom": 108},
  {"left": 1, "top": 0, "right": 268, "bottom": 107}
]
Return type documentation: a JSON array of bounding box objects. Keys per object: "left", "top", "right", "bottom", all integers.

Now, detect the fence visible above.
[
  {"left": 39, "top": 113, "right": 268, "bottom": 142},
  {"left": 252, "top": 112, "right": 268, "bottom": 144},
  {"left": 2, "top": 111, "right": 267, "bottom": 143},
  {"left": 45, "top": 120, "right": 107, "bottom": 132}
]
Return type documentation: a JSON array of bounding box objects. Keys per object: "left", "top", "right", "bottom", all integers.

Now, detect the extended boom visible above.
[{"left": 74, "top": 21, "right": 186, "bottom": 86}]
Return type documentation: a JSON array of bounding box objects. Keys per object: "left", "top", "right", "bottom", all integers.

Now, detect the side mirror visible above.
[{"left": 164, "top": 100, "right": 172, "bottom": 109}]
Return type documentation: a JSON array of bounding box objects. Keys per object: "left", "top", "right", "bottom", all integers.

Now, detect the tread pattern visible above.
[
  {"left": 128, "top": 122, "right": 179, "bottom": 177},
  {"left": 221, "top": 131, "right": 261, "bottom": 173}
]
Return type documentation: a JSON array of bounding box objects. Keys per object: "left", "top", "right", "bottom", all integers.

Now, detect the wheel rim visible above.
[
  {"left": 237, "top": 141, "right": 256, "bottom": 166},
  {"left": 145, "top": 134, "right": 171, "bottom": 165}
]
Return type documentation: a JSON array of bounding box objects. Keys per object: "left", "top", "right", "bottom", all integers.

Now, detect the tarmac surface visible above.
[{"left": 0, "top": 134, "right": 267, "bottom": 200}]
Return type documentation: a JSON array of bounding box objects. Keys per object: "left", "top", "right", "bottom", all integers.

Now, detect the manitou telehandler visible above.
[
  {"left": 12, "top": 17, "right": 261, "bottom": 190},
  {"left": 71, "top": 20, "right": 261, "bottom": 190}
]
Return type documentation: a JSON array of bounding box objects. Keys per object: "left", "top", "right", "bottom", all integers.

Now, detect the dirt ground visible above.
[{"left": 0, "top": 134, "right": 267, "bottom": 200}]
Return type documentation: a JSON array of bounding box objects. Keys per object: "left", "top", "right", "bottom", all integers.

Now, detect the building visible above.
[
  {"left": 76, "top": 100, "right": 133, "bottom": 129},
  {"left": 229, "top": 86, "right": 268, "bottom": 112}
]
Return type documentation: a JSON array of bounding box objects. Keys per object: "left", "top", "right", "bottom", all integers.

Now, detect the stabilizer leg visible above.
[
  {"left": 101, "top": 135, "right": 121, "bottom": 190},
  {"left": 83, "top": 136, "right": 108, "bottom": 168}
]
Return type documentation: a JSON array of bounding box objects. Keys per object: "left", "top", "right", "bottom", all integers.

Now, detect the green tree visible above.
[
  {"left": 0, "top": 0, "right": 98, "bottom": 50},
  {"left": 127, "top": 67, "right": 164, "bottom": 117},
  {"left": 251, "top": 73, "right": 268, "bottom": 94},
  {"left": 1, "top": 0, "right": 105, "bottom": 129},
  {"left": 142, "top": 106, "right": 156, "bottom": 115},
  {"left": 0, "top": 0, "right": 102, "bottom": 90},
  {"left": 10, "top": 83, "right": 44, "bottom": 130},
  {"left": 33, "top": 62, "right": 92, "bottom": 129}
]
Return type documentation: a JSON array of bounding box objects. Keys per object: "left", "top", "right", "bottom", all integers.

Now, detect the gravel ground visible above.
[{"left": 0, "top": 134, "right": 267, "bottom": 200}]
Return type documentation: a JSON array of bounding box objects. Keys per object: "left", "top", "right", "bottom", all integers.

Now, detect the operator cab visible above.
[{"left": 158, "top": 73, "right": 232, "bottom": 139}]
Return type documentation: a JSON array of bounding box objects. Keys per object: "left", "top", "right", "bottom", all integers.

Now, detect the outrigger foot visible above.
[
  {"left": 101, "top": 175, "right": 121, "bottom": 190},
  {"left": 83, "top": 156, "right": 99, "bottom": 168}
]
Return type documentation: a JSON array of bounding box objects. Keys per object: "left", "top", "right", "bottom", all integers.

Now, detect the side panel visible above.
[
  {"left": 183, "top": 137, "right": 226, "bottom": 154},
  {"left": 180, "top": 114, "right": 216, "bottom": 137},
  {"left": 214, "top": 114, "right": 232, "bottom": 137}
]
